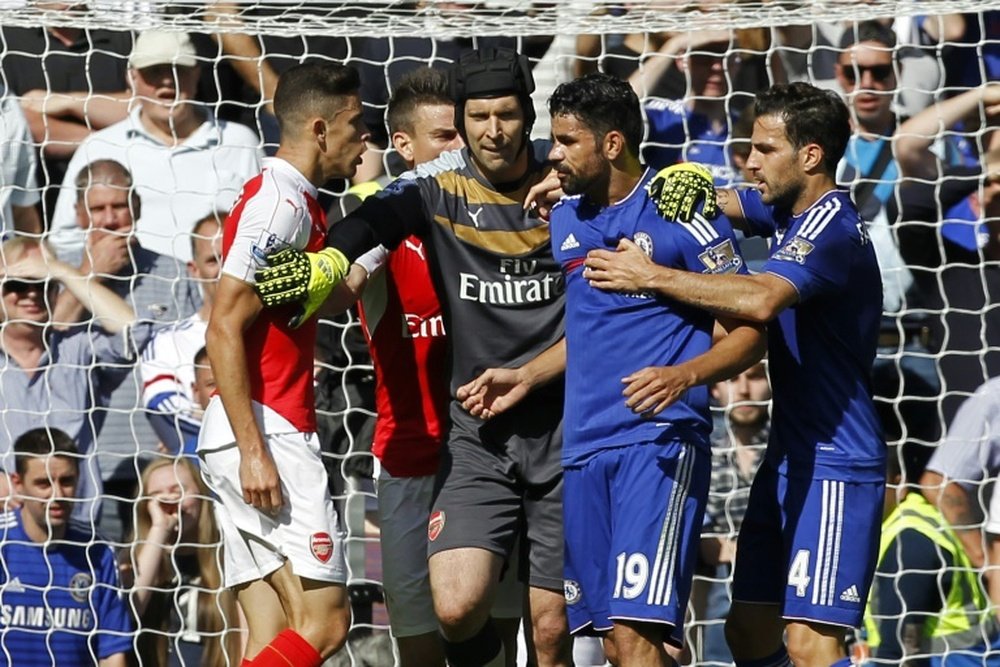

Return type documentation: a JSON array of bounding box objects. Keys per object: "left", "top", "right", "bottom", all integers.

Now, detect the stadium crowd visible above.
[{"left": 0, "top": 4, "right": 999, "bottom": 666}]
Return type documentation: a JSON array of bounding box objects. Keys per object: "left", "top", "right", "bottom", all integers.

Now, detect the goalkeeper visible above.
[
  {"left": 256, "top": 48, "right": 572, "bottom": 667},
  {"left": 584, "top": 83, "right": 886, "bottom": 667}
]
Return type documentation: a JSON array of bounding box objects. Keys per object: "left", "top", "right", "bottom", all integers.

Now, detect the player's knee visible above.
[
  {"left": 297, "top": 605, "right": 351, "bottom": 657},
  {"left": 434, "top": 593, "right": 488, "bottom": 639},
  {"left": 530, "top": 607, "right": 571, "bottom": 660}
]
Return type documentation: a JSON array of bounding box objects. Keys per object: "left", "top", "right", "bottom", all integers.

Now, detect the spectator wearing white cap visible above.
[{"left": 47, "top": 31, "right": 263, "bottom": 262}]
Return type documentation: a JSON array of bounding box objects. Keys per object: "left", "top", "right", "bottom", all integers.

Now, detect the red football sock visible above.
[
  {"left": 240, "top": 661, "right": 252, "bottom": 667},
  {"left": 248, "top": 629, "right": 323, "bottom": 667}
]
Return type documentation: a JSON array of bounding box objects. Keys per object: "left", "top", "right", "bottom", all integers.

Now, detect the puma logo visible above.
[{"left": 469, "top": 206, "right": 484, "bottom": 228}]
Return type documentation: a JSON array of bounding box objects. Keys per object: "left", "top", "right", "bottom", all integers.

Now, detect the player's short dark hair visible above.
[
  {"left": 387, "top": 67, "right": 452, "bottom": 136},
  {"left": 839, "top": 20, "right": 897, "bottom": 50},
  {"left": 549, "top": 72, "right": 643, "bottom": 158},
  {"left": 449, "top": 47, "right": 536, "bottom": 142},
  {"left": 13, "top": 428, "right": 79, "bottom": 477},
  {"left": 194, "top": 345, "right": 209, "bottom": 368},
  {"left": 273, "top": 62, "right": 361, "bottom": 136},
  {"left": 754, "top": 82, "right": 850, "bottom": 175}
]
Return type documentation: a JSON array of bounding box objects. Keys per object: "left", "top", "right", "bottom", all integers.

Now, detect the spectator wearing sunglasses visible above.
[{"left": 0, "top": 237, "right": 155, "bottom": 524}]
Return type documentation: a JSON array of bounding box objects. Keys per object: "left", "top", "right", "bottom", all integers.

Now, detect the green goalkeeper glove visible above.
[
  {"left": 647, "top": 163, "right": 719, "bottom": 222},
  {"left": 254, "top": 247, "right": 350, "bottom": 328}
]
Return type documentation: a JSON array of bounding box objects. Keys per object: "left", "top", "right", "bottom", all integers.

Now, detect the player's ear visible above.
[
  {"left": 603, "top": 130, "right": 625, "bottom": 161},
  {"left": 799, "top": 142, "right": 825, "bottom": 173},
  {"left": 392, "top": 130, "right": 414, "bottom": 164},
  {"left": 312, "top": 117, "right": 328, "bottom": 147}
]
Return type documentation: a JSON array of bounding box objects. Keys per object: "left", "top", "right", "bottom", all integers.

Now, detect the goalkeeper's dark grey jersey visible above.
[{"left": 332, "top": 144, "right": 565, "bottom": 404}]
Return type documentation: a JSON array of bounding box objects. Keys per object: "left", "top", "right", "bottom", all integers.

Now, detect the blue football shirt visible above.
[
  {"left": 0, "top": 509, "right": 133, "bottom": 665},
  {"left": 552, "top": 169, "right": 748, "bottom": 467},
  {"left": 737, "top": 188, "right": 886, "bottom": 482}
]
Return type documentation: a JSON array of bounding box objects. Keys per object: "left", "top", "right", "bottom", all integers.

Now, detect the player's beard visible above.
[{"left": 561, "top": 160, "right": 611, "bottom": 200}]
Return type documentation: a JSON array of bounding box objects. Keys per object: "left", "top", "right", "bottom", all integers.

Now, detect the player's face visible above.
[
  {"left": 130, "top": 64, "right": 201, "bottom": 125},
  {"left": 836, "top": 41, "right": 896, "bottom": 131},
  {"left": 77, "top": 182, "right": 136, "bottom": 237},
  {"left": 464, "top": 95, "right": 527, "bottom": 182},
  {"left": 320, "top": 94, "right": 370, "bottom": 181},
  {"left": 14, "top": 456, "right": 78, "bottom": 536},
  {"left": 712, "top": 362, "right": 770, "bottom": 427},
  {"left": 745, "top": 113, "right": 806, "bottom": 210},
  {"left": 188, "top": 221, "right": 221, "bottom": 304},
  {"left": 548, "top": 112, "right": 610, "bottom": 199},
  {"left": 401, "top": 103, "right": 463, "bottom": 168},
  {"left": 146, "top": 463, "right": 203, "bottom": 543}
]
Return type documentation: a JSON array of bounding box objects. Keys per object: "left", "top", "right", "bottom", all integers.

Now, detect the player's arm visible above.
[
  {"left": 206, "top": 274, "right": 283, "bottom": 513},
  {"left": 622, "top": 317, "right": 766, "bottom": 417},
  {"left": 457, "top": 338, "right": 567, "bottom": 420},
  {"left": 584, "top": 237, "right": 798, "bottom": 323}
]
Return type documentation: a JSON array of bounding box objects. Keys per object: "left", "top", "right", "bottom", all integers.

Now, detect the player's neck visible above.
[
  {"left": 791, "top": 174, "right": 838, "bottom": 216},
  {"left": 601, "top": 159, "right": 645, "bottom": 207},
  {"left": 274, "top": 146, "right": 324, "bottom": 188}
]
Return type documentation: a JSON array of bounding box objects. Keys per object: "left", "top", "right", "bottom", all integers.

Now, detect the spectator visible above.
[
  {"left": 697, "top": 361, "right": 770, "bottom": 665},
  {"left": 894, "top": 84, "right": 1000, "bottom": 423},
  {"left": 834, "top": 21, "right": 943, "bottom": 449},
  {"left": 47, "top": 30, "right": 262, "bottom": 262},
  {"left": 911, "top": 11, "right": 1000, "bottom": 92},
  {"left": 920, "top": 375, "right": 1000, "bottom": 606},
  {"left": 640, "top": 31, "right": 746, "bottom": 184},
  {"left": 0, "top": 87, "right": 42, "bottom": 236},
  {"left": 0, "top": 237, "right": 153, "bottom": 524},
  {"left": 0, "top": 427, "right": 133, "bottom": 666},
  {"left": 865, "top": 442, "right": 1000, "bottom": 666},
  {"left": 50, "top": 158, "right": 201, "bottom": 540},
  {"left": 140, "top": 214, "right": 221, "bottom": 455},
  {"left": 123, "top": 456, "right": 241, "bottom": 666},
  {"left": 0, "top": 10, "right": 132, "bottom": 213}
]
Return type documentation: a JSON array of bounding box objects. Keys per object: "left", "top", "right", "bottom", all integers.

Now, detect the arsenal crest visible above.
[
  {"left": 310, "top": 532, "right": 334, "bottom": 563},
  {"left": 428, "top": 511, "right": 446, "bottom": 542}
]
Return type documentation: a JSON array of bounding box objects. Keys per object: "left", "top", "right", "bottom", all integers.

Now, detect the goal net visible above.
[{"left": 0, "top": 1, "right": 997, "bottom": 665}]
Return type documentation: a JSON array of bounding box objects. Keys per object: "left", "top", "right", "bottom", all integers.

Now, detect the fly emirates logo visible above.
[
  {"left": 402, "top": 313, "right": 446, "bottom": 339},
  {"left": 458, "top": 258, "right": 561, "bottom": 306}
]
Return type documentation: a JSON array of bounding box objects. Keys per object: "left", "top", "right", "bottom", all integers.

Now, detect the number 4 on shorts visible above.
[{"left": 788, "top": 549, "right": 811, "bottom": 598}]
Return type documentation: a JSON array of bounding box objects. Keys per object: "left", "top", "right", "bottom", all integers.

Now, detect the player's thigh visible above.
[
  {"left": 429, "top": 434, "right": 522, "bottom": 562},
  {"left": 377, "top": 471, "right": 438, "bottom": 637},
  {"left": 268, "top": 562, "right": 350, "bottom": 624},
  {"left": 607, "top": 441, "right": 710, "bottom": 648},
  {"left": 781, "top": 476, "right": 883, "bottom": 628},
  {"left": 731, "top": 463, "right": 786, "bottom": 607}
]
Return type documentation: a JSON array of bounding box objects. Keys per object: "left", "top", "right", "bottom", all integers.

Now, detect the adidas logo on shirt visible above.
[
  {"left": 560, "top": 234, "right": 580, "bottom": 251},
  {"left": 5, "top": 577, "right": 25, "bottom": 593},
  {"left": 839, "top": 585, "right": 861, "bottom": 604}
]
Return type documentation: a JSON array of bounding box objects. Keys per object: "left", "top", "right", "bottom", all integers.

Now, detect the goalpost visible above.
[{"left": 0, "top": 2, "right": 997, "bottom": 665}]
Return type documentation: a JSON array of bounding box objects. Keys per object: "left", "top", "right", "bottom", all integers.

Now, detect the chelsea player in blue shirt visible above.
[
  {"left": 540, "top": 72, "right": 765, "bottom": 666},
  {"left": 585, "top": 82, "right": 886, "bottom": 667},
  {"left": 0, "top": 428, "right": 132, "bottom": 666}
]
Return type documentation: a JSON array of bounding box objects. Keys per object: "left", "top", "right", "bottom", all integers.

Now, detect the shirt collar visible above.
[{"left": 123, "top": 106, "right": 222, "bottom": 150}]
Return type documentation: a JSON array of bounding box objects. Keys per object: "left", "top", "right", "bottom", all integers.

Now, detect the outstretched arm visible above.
[
  {"left": 584, "top": 237, "right": 797, "bottom": 322},
  {"left": 457, "top": 338, "right": 567, "bottom": 420}
]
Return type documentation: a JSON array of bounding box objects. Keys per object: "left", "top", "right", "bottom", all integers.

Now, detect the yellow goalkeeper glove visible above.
[
  {"left": 253, "top": 247, "right": 350, "bottom": 329},
  {"left": 647, "top": 163, "right": 719, "bottom": 222}
]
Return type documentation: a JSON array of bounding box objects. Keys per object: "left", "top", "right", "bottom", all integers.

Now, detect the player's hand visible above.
[
  {"left": 648, "top": 163, "right": 718, "bottom": 222},
  {"left": 622, "top": 364, "right": 697, "bottom": 418},
  {"left": 584, "top": 237, "right": 659, "bottom": 293},
  {"left": 239, "top": 448, "right": 284, "bottom": 514},
  {"left": 524, "top": 170, "right": 563, "bottom": 222},
  {"left": 253, "top": 247, "right": 350, "bottom": 328},
  {"left": 457, "top": 367, "right": 529, "bottom": 420}
]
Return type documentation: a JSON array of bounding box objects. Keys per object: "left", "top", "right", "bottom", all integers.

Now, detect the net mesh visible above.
[{"left": 0, "top": 2, "right": 997, "bottom": 665}]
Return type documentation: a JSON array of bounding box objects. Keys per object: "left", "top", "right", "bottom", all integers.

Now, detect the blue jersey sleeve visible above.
[
  {"left": 763, "top": 214, "right": 854, "bottom": 302},
  {"left": 734, "top": 189, "right": 777, "bottom": 238},
  {"left": 658, "top": 214, "right": 749, "bottom": 276},
  {"left": 93, "top": 545, "right": 134, "bottom": 659}
]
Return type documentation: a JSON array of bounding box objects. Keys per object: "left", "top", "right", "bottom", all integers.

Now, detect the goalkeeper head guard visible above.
[{"left": 449, "top": 47, "right": 536, "bottom": 147}]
